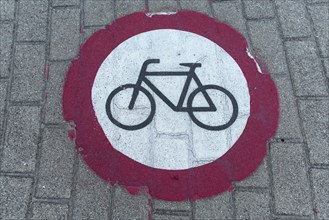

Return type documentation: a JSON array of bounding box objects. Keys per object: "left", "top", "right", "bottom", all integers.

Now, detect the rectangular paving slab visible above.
[
  {"left": 11, "top": 44, "right": 46, "bottom": 102},
  {"left": 1, "top": 106, "right": 41, "bottom": 172},
  {"left": 36, "top": 127, "right": 75, "bottom": 198},
  {"left": 270, "top": 142, "right": 312, "bottom": 216},
  {"left": 299, "top": 99, "right": 329, "bottom": 165},
  {"left": 0, "top": 176, "right": 32, "bottom": 219},
  {"left": 285, "top": 40, "right": 328, "bottom": 96},
  {"left": 0, "top": 23, "right": 14, "bottom": 78}
]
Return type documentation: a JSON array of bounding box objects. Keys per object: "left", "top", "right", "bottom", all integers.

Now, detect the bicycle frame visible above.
[{"left": 128, "top": 59, "right": 217, "bottom": 112}]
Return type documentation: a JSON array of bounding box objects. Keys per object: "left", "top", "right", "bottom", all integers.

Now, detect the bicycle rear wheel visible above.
[
  {"left": 106, "top": 84, "right": 156, "bottom": 130},
  {"left": 187, "top": 85, "right": 238, "bottom": 131}
]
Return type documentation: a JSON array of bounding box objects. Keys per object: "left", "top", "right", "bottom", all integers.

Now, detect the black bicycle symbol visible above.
[{"left": 106, "top": 59, "right": 238, "bottom": 131}]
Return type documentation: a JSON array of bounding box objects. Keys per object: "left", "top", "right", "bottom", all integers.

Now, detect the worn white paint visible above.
[
  {"left": 92, "top": 29, "right": 250, "bottom": 170},
  {"left": 247, "top": 48, "right": 263, "bottom": 74},
  {"left": 146, "top": 12, "right": 178, "bottom": 17}
]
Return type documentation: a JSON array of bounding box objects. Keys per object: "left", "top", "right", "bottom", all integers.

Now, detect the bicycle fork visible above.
[
  {"left": 128, "top": 85, "right": 140, "bottom": 110},
  {"left": 128, "top": 74, "right": 144, "bottom": 109}
]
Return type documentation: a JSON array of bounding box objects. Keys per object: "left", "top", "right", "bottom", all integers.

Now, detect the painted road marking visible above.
[
  {"left": 92, "top": 29, "right": 250, "bottom": 170},
  {"left": 63, "top": 11, "right": 279, "bottom": 201}
]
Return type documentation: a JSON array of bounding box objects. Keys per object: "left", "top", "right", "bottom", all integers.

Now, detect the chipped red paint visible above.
[
  {"left": 62, "top": 11, "right": 279, "bottom": 201},
  {"left": 125, "top": 186, "right": 148, "bottom": 196},
  {"left": 68, "top": 130, "right": 76, "bottom": 141}
]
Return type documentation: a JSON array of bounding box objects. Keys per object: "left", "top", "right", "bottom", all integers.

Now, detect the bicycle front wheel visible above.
[
  {"left": 187, "top": 85, "right": 238, "bottom": 131},
  {"left": 106, "top": 84, "right": 156, "bottom": 130}
]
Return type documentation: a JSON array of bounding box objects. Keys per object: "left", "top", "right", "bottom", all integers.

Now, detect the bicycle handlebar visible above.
[{"left": 143, "top": 59, "right": 160, "bottom": 65}]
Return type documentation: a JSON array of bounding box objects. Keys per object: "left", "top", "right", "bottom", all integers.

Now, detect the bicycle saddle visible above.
[{"left": 179, "top": 63, "right": 202, "bottom": 68}]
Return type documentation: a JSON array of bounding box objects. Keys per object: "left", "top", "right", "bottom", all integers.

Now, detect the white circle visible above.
[{"left": 92, "top": 29, "right": 250, "bottom": 170}]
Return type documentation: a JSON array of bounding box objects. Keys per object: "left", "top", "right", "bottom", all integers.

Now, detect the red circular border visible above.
[{"left": 63, "top": 11, "right": 279, "bottom": 201}]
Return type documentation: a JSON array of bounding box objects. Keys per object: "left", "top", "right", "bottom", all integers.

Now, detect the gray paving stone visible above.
[
  {"left": 0, "top": 0, "right": 15, "bottom": 20},
  {"left": 83, "top": 26, "right": 103, "bottom": 43},
  {"left": 148, "top": 0, "right": 179, "bottom": 12},
  {"left": 308, "top": 5, "right": 329, "bottom": 57},
  {"left": 115, "top": 0, "right": 145, "bottom": 19},
  {"left": 299, "top": 99, "right": 329, "bottom": 165},
  {"left": 285, "top": 40, "right": 328, "bottom": 96},
  {"left": 17, "top": 0, "right": 48, "bottom": 41},
  {"left": 235, "top": 158, "right": 269, "bottom": 187},
  {"left": 180, "top": 0, "right": 212, "bottom": 16},
  {"left": 270, "top": 142, "right": 312, "bottom": 216},
  {"left": 275, "top": 0, "right": 312, "bottom": 38},
  {"left": 324, "top": 59, "right": 329, "bottom": 78},
  {"left": 11, "top": 44, "right": 45, "bottom": 101},
  {"left": 247, "top": 20, "right": 288, "bottom": 74},
  {"left": 36, "top": 127, "right": 75, "bottom": 198},
  {"left": 0, "top": 82, "right": 7, "bottom": 139},
  {"left": 0, "top": 23, "right": 14, "bottom": 78},
  {"left": 0, "top": 176, "right": 32, "bottom": 219},
  {"left": 84, "top": 0, "right": 115, "bottom": 26},
  {"left": 213, "top": 1, "right": 248, "bottom": 38},
  {"left": 31, "top": 202, "right": 69, "bottom": 220},
  {"left": 311, "top": 169, "right": 329, "bottom": 219},
  {"left": 113, "top": 186, "right": 150, "bottom": 220},
  {"left": 153, "top": 215, "right": 190, "bottom": 220},
  {"left": 271, "top": 74, "right": 303, "bottom": 140},
  {"left": 154, "top": 199, "right": 191, "bottom": 210},
  {"left": 235, "top": 191, "right": 271, "bottom": 219},
  {"left": 44, "top": 61, "right": 69, "bottom": 124},
  {"left": 53, "top": 0, "right": 80, "bottom": 6},
  {"left": 1, "top": 106, "right": 41, "bottom": 172},
  {"left": 243, "top": 0, "right": 275, "bottom": 19},
  {"left": 72, "top": 157, "right": 112, "bottom": 220},
  {"left": 195, "top": 191, "right": 233, "bottom": 219},
  {"left": 50, "top": 8, "right": 80, "bottom": 60}
]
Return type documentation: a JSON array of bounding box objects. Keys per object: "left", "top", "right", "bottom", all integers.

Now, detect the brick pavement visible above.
[{"left": 0, "top": 0, "right": 328, "bottom": 219}]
